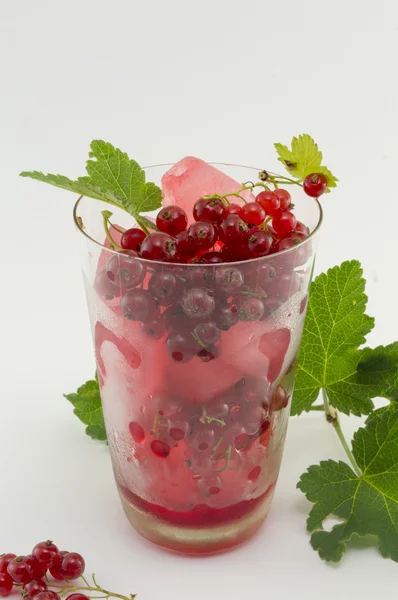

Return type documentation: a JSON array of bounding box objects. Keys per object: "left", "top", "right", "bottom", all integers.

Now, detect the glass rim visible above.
[{"left": 73, "top": 163, "right": 323, "bottom": 268}]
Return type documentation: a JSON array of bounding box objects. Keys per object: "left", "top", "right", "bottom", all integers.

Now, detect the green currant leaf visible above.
[
  {"left": 298, "top": 408, "right": 398, "bottom": 563},
  {"left": 81, "top": 140, "right": 162, "bottom": 215},
  {"left": 19, "top": 171, "right": 121, "bottom": 206},
  {"left": 64, "top": 379, "right": 107, "bottom": 441},
  {"left": 20, "top": 140, "right": 163, "bottom": 218},
  {"left": 293, "top": 261, "right": 398, "bottom": 416},
  {"left": 274, "top": 134, "right": 338, "bottom": 190}
]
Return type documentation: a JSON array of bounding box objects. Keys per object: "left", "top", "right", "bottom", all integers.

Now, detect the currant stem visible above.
[
  {"left": 308, "top": 405, "right": 324, "bottom": 411},
  {"left": 217, "top": 444, "right": 233, "bottom": 472},
  {"left": 321, "top": 389, "right": 362, "bottom": 477},
  {"left": 199, "top": 406, "right": 226, "bottom": 427},
  {"left": 110, "top": 222, "right": 125, "bottom": 235},
  {"left": 135, "top": 217, "right": 150, "bottom": 236},
  {"left": 102, "top": 211, "right": 123, "bottom": 251},
  {"left": 203, "top": 175, "right": 302, "bottom": 204},
  {"left": 50, "top": 573, "right": 136, "bottom": 600},
  {"left": 271, "top": 174, "right": 303, "bottom": 187}
]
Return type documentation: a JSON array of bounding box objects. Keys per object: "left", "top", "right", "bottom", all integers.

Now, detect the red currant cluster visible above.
[
  {"left": 96, "top": 259, "right": 302, "bottom": 364},
  {"left": 129, "top": 375, "right": 288, "bottom": 470},
  {"left": 0, "top": 543, "right": 85, "bottom": 600},
  {"left": 93, "top": 175, "right": 320, "bottom": 361},
  {"left": 118, "top": 171, "right": 326, "bottom": 264},
  {"left": 116, "top": 183, "right": 313, "bottom": 264},
  {"left": 0, "top": 544, "right": 133, "bottom": 600}
]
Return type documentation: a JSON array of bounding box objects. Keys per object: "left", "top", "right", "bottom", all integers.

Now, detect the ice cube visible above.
[
  {"left": 161, "top": 157, "right": 255, "bottom": 219},
  {"left": 166, "top": 353, "right": 245, "bottom": 404}
]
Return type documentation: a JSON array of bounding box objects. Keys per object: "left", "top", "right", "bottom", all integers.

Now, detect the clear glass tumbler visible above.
[{"left": 74, "top": 164, "right": 322, "bottom": 554}]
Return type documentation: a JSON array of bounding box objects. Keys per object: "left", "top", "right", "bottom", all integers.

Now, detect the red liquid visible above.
[{"left": 119, "top": 482, "right": 275, "bottom": 527}]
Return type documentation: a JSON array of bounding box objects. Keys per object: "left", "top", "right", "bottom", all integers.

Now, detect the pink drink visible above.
[{"left": 76, "top": 163, "right": 320, "bottom": 553}]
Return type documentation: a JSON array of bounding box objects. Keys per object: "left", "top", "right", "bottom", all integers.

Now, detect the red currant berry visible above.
[
  {"left": 273, "top": 233, "right": 309, "bottom": 268},
  {"left": 140, "top": 316, "right": 165, "bottom": 339},
  {"left": 267, "top": 272, "right": 301, "bottom": 301},
  {"left": 216, "top": 303, "right": 239, "bottom": 331},
  {"left": 129, "top": 421, "right": 146, "bottom": 443},
  {"left": 156, "top": 205, "right": 188, "bottom": 236},
  {"left": 60, "top": 553, "right": 85, "bottom": 580},
  {"left": 120, "top": 228, "right": 146, "bottom": 252},
  {"left": 271, "top": 210, "right": 297, "bottom": 237},
  {"left": 234, "top": 432, "right": 252, "bottom": 452},
  {"left": 237, "top": 296, "right": 265, "bottom": 321},
  {"left": 255, "top": 191, "right": 280, "bottom": 216},
  {"left": 273, "top": 188, "right": 291, "bottom": 210},
  {"left": 192, "top": 197, "right": 206, "bottom": 219},
  {"left": 48, "top": 552, "right": 68, "bottom": 581},
  {"left": 32, "top": 541, "right": 59, "bottom": 570},
  {"left": 175, "top": 230, "right": 197, "bottom": 261},
  {"left": 247, "top": 465, "right": 262, "bottom": 482},
  {"left": 295, "top": 221, "right": 310, "bottom": 236},
  {"left": 120, "top": 289, "right": 157, "bottom": 322},
  {"left": 219, "top": 214, "right": 248, "bottom": 243},
  {"left": 94, "top": 269, "right": 120, "bottom": 300},
  {"left": 22, "top": 580, "right": 48, "bottom": 600},
  {"left": 169, "top": 419, "right": 189, "bottom": 441},
  {"left": 199, "top": 251, "right": 223, "bottom": 264},
  {"left": 7, "top": 557, "right": 34, "bottom": 584},
  {"left": 29, "top": 560, "right": 47, "bottom": 582},
  {"left": 257, "top": 263, "right": 276, "bottom": 285},
  {"left": 240, "top": 202, "right": 266, "bottom": 226},
  {"left": 148, "top": 271, "right": 181, "bottom": 306},
  {"left": 193, "top": 321, "right": 220, "bottom": 346},
  {"left": 34, "top": 592, "right": 61, "bottom": 600},
  {"left": 65, "top": 595, "right": 90, "bottom": 600},
  {"left": 140, "top": 232, "right": 177, "bottom": 261},
  {"left": 181, "top": 288, "right": 215, "bottom": 319},
  {"left": 166, "top": 332, "right": 197, "bottom": 362},
  {"left": 188, "top": 221, "right": 217, "bottom": 251},
  {"left": 215, "top": 267, "right": 244, "bottom": 294},
  {"left": 272, "top": 385, "right": 289, "bottom": 411},
  {"left": 197, "top": 347, "right": 218, "bottom": 362},
  {"left": 275, "top": 232, "right": 306, "bottom": 252},
  {"left": 303, "top": 173, "right": 328, "bottom": 197},
  {"left": 0, "top": 573, "right": 13, "bottom": 598},
  {"left": 106, "top": 252, "right": 146, "bottom": 289},
  {"left": 163, "top": 304, "right": 190, "bottom": 333},
  {"left": 151, "top": 440, "right": 171, "bottom": 458},
  {"left": 225, "top": 203, "right": 242, "bottom": 217},
  {"left": 193, "top": 197, "right": 226, "bottom": 224},
  {"left": 246, "top": 230, "right": 272, "bottom": 257},
  {"left": 0, "top": 556, "right": 16, "bottom": 575},
  {"left": 188, "top": 266, "right": 213, "bottom": 287}
]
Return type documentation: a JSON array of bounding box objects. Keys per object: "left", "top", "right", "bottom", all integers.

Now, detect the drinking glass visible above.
[{"left": 74, "top": 164, "right": 322, "bottom": 554}]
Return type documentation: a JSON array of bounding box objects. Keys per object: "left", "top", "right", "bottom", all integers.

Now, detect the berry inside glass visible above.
[{"left": 75, "top": 159, "right": 322, "bottom": 554}]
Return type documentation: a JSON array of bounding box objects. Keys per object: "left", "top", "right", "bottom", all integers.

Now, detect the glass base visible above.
[{"left": 119, "top": 488, "right": 275, "bottom": 554}]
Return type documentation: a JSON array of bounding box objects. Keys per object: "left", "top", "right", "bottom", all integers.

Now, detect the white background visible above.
[{"left": 1, "top": 1, "right": 398, "bottom": 598}]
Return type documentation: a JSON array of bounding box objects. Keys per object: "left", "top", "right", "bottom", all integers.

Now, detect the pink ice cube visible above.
[
  {"left": 166, "top": 353, "right": 245, "bottom": 405},
  {"left": 96, "top": 318, "right": 169, "bottom": 402},
  {"left": 161, "top": 157, "right": 256, "bottom": 220},
  {"left": 218, "top": 321, "right": 291, "bottom": 384}
]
